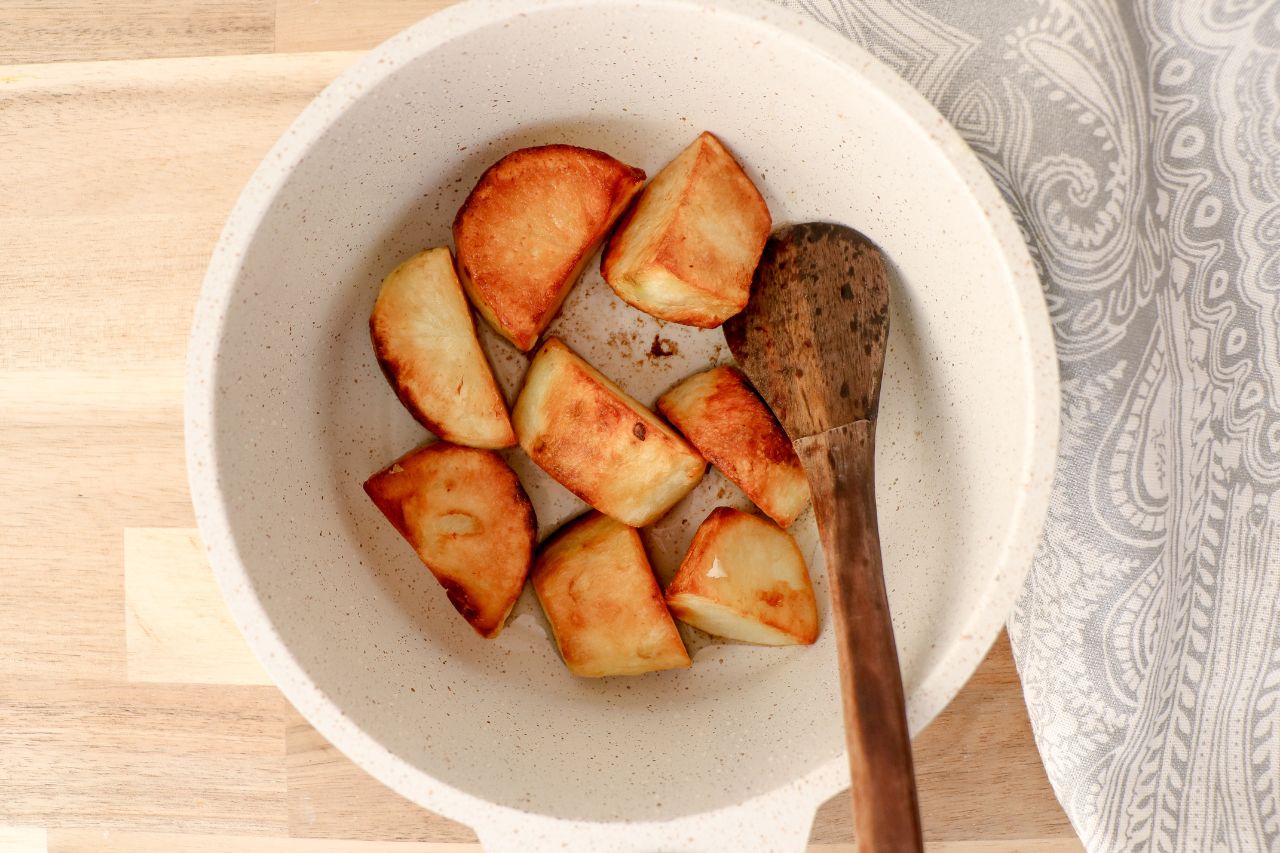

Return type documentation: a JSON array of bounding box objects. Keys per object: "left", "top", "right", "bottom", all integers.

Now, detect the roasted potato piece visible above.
[
  {"left": 512, "top": 337, "right": 705, "bottom": 526},
  {"left": 601, "top": 131, "right": 770, "bottom": 327},
  {"left": 666, "top": 507, "right": 818, "bottom": 645},
  {"left": 453, "top": 145, "right": 645, "bottom": 351},
  {"left": 364, "top": 442, "right": 535, "bottom": 638},
  {"left": 533, "top": 512, "right": 690, "bottom": 677},
  {"left": 658, "top": 366, "right": 810, "bottom": 526},
  {"left": 370, "top": 247, "right": 515, "bottom": 449}
]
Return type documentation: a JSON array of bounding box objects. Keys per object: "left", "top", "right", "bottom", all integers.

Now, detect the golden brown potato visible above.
[
  {"left": 453, "top": 145, "right": 645, "bottom": 351},
  {"left": 512, "top": 337, "right": 706, "bottom": 526},
  {"left": 370, "top": 247, "right": 516, "bottom": 449},
  {"left": 533, "top": 512, "right": 690, "bottom": 677},
  {"left": 658, "top": 366, "right": 810, "bottom": 526},
  {"left": 601, "top": 131, "right": 770, "bottom": 327},
  {"left": 364, "top": 442, "right": 535, "bottom": 639},
  {"left": 666, "top": 507, "right": 818, "bottom": 646}
]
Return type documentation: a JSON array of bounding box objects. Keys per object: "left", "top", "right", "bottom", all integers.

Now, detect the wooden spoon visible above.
[{"left": 723, "top": 222, "right": 922, "bottom": 852}]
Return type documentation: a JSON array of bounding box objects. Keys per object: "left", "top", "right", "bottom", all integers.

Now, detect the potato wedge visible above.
[
  {"left": 601, "top": 131, "right": 770, "bottom": 327},
  {"left": 666, "top": 507, "right": 818, "bottom": 645},
  {"left": 370, "top": 247, "right": 515, "bottom": 449},
  {"left": 513, "top": 337, "right": 706, "bottom": 526},
  {"left": 453, "top": 145, "right": 645, "bottom": 351},
  {"left": 364, "top": 442, "right": 535, "bottom": 639},
  {"left": 658, "top": 366, "right": 810, "bottom": 526},
  {"left": 533, "top": 512, "right": 690, "bottom": 677}
]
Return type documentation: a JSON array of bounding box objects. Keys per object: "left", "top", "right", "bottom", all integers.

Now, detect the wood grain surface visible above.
[{"left": 0, "top": 2, "right": 1079, "bottom": 850}]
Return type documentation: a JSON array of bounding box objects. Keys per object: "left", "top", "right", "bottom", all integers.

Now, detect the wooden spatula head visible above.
[{"left": 723, "top": 222, "right": 889, "bottom": 440}]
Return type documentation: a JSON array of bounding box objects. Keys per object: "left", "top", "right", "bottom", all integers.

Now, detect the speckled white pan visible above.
[{"left": 186, "top": 1, "right": 1058, "bottom": 850}]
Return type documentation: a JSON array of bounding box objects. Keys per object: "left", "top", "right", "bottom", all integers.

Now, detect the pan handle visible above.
[{"left": 473, "top": 789, "right": 822, "bottom": 852}]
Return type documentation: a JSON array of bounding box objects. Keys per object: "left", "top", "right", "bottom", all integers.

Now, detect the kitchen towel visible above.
[{"left": 778, "top": 1, "right": 1280, "bottom": 850}]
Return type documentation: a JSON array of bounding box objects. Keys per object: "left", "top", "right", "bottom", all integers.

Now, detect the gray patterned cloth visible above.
[{"left": 777, "top": 1, "right": 1280, "bottom": 850}]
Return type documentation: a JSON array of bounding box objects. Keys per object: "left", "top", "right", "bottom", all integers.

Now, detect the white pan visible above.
[{"left": 186, "top": 1, "right": 1059, "bottom": 849}]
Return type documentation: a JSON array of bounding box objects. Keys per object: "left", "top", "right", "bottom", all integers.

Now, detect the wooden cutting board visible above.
[{"left": 0, "top": 2, "right": 1079, "bottom": 851}]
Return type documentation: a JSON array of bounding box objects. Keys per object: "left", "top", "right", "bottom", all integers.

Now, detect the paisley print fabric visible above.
[{"left": 777, "top": 1, "right": 1280, "bottom": 849}]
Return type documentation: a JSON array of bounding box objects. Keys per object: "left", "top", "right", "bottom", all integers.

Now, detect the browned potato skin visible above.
[
  {"left": 601, "top": 131, "right": 771, "bottom": 328},
  {"left": 370, "top": 248, "right": 516, "bottom": 449},
  {"left": 513, "top": 337, "right": 706, "bottom": 527},
  {"left": 364, "top": 442, "right": 535, "bottom": 639},
  {"left": 666, "top": 507, "right": 819, "bottom": 645},
  {"left": 658, "top": 366, "right": 811, "bottom": 527},
  {"left": 533, "top": 512, "right": 690, "bottom": 677},
  {"left": 453, "top": 145, "right": 645, "bottom": 351}
]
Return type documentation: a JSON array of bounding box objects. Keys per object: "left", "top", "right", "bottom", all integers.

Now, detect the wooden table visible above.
[{"left": 0, "top": 2, "right": 1081, "bottom": 851}]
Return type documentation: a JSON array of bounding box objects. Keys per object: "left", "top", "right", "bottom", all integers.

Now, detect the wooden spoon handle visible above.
[{"left": 794, "top": 419, "right": 922, "bottom": 853}]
